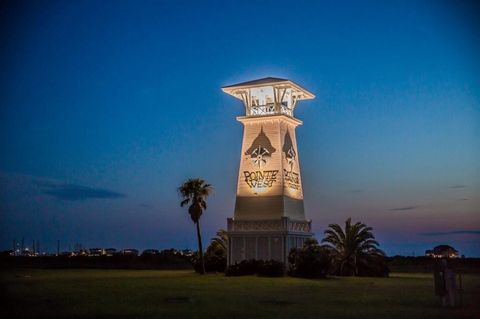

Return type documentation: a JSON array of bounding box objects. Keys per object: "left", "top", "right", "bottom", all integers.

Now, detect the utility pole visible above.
[{"left": 57, "top": 240, "right": 60, "bottom": 256}]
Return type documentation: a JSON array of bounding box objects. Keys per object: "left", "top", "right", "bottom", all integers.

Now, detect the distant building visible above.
[
  {"left": 179, "top": 249, "right": 193, "bottom": 256},
  {"left": 60, "top": 251, "right": 75, "bottom": 257},
  {"left": 119, "top": 249, "right": 139, "bottom": 256},
  {"left": 89, "top": 248, "right": 106, "bottom": 256},
  {"left": 76, "top": 249, "right": 89, "bottom": 256},
  {"left": 141, "top": 249, "right": 159, "bottom": 256},
  {"left": 105, "top": 248, "right": 117, "bottom": 256},
  {"left": 425, "top": 245, "right": 459, "bottom": 258}
]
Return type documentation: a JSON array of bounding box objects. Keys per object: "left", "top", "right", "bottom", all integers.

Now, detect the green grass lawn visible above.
[{"left": 1, "top": 269, "right": 479, "bottom": 318}]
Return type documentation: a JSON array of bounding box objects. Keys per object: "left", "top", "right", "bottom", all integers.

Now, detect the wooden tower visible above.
[{"left": 222, "top": 77, "right": 315, "bottom": 266}]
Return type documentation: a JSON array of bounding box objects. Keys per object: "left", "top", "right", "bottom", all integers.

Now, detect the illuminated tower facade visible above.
[{"left": 222, "top": 77, "right": 315, "bottom": 266}]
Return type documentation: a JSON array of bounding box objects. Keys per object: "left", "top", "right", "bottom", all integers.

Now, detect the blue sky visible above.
[{"left": 1, "top": 0, "right": 479, "bottom": 255}]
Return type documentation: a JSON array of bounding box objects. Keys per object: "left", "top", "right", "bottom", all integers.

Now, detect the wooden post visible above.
[
  {"left": 273, "top": 87, "right": 278, "bottom": 113},
  {"left": 280, "top": 88, "right": 287, "bottom": 113}
]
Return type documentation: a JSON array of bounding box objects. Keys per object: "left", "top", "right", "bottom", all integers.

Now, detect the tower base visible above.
[{"left": 226, "top": 217, "right": 312, "bottom": 267}]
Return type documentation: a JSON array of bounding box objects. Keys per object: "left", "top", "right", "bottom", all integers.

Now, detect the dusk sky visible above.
[{"left": 1, "top": 0, "right": 479, "bottom": 256}]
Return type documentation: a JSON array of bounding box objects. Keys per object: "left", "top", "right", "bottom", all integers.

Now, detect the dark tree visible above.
[
  {"left": 322, "top": 218, "right": 386, "bottom": 276},
  {"left": 178, "top": 178, "right": 213, "bottom": 274},
  {"left": 192, "top": 229, "right": 228, "bottom": 273},
  {"left": 210, "top": 229, "right": 228, "bottom": 253}
]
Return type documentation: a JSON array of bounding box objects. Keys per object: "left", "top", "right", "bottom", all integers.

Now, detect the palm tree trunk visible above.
[{"left": 195, "top": 221, "right": 206, "bottom": 274}]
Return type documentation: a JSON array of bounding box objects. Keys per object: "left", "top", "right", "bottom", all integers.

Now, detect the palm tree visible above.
[
  {"left": 322, "top": 218, "right": 385, "bottom": 276},
  {"left": 178, "top": 178, "right": 213, "bottom": 274},
  {"left": 210, "top": 229, "right": 228, "bottom": 253},
  {"left": 201, "top": 229, "right": 228, "bottom": 273}
]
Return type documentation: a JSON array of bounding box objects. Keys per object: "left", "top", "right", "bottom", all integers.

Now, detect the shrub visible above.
[
  {"left": 288, "top": 238, "right": 331, "bottom": 278},
  {"left": 356, "top": 254, "right": 389, "bottom": 277},
  {"left": 191, "top": 234, "right": 227, "bottom": 273},
  {"left": 204, "top": 253, "right": 227, "bottom": 273},
  {"left": 224, "top": 263, "right": 243, "bottom": 276},
  {"left": 191, "top": 249, "right": 227, "bottom": 273},
  {"left": 257, "top": 260, "right": 285, "bottom": 277},
  {"left": 225, "top": 259, "right": 285, "bottom": 277},
  {"left": 190, "top": 253, "right": 202, "bottom": 273},
  {"left": 225, "top": 259, "right": 259, "bottom": 276}
]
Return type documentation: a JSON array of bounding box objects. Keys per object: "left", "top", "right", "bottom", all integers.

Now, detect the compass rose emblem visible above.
[{"left": 251, "top": 146, "right": 270, "bottom": 168}]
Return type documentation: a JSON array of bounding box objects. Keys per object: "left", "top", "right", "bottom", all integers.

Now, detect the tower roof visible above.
[
  {"left": 222, "top": 77, "right": 289, "bottom": 88},
  {"left": 222, "top": 77, "right": 315, "bottom": 100}
]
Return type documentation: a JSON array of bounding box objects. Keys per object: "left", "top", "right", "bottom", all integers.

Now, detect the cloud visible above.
[
  {"left": 390, "top": 206, "right": 417, "bottom": 211},
  {"left": 449, "top": 185, "right": 467, "bottom": 189},
  {"left": 36, "top": 181, "right": 126, "bottom": 201},
  {"left": 420, "top": 230, "right": 480, "bottom": 236},
  {"left": 457, "top": 198, "right": 469, "bottom": 201}
]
